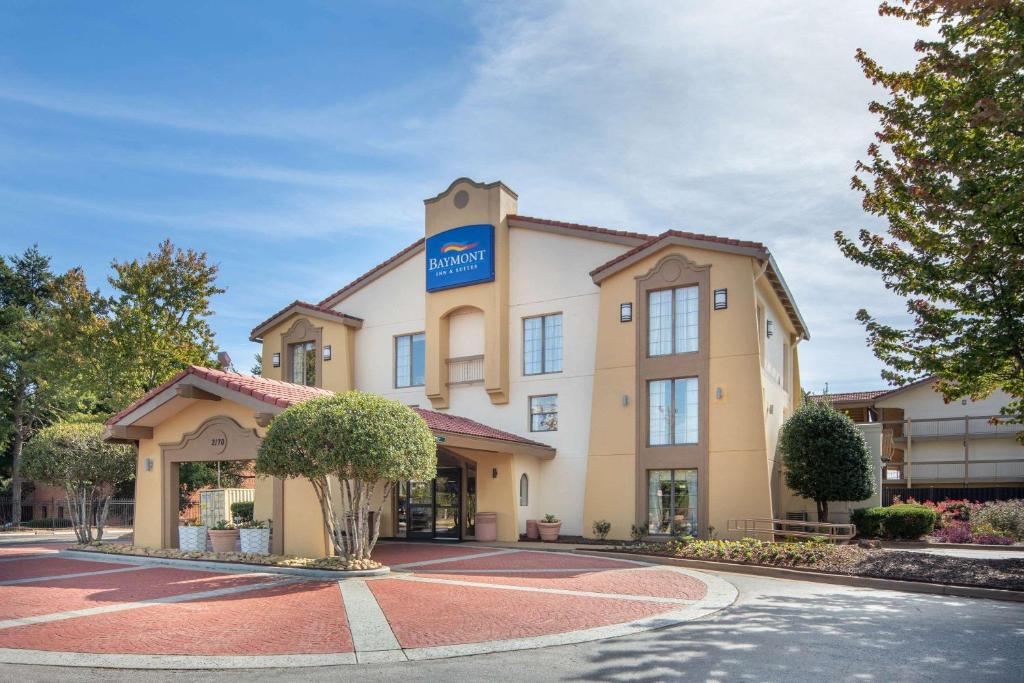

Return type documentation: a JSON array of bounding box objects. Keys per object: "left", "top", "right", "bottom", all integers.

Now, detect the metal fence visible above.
[{"left": 0, "top": 496, "right": 134, "bottom": 531}]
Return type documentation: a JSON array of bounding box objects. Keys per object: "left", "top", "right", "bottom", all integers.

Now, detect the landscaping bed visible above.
[
  {"left": 69, "top": 542, "right": 382, "bottom": 572},
  {"left": 603, "top": 538, "right": 1024, "bottom": 591}
]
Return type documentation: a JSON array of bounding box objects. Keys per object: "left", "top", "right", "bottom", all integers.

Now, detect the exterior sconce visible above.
[
  {"left": 322, "top": 345, "right": 332, "bottom": 361},
  {"left": 620, "top": 302, "right": 632, "bottom": 322},
  {"left": 272, "top": 352, "right": 281, "bottom": 368},
  {"left": 622, "top": 394, "right": 629, "bottom": 407},
  {"left": 144, "top": 458, "right": 153, "bottom": 472},
  {"left": 715, "top": 387, "right": 723, "bottom": 400},
  {"left": 492, "top": 468, "right": 498, "bottom": 479},
  {"left": 766, "top": 320, "right": 774, "bottom": 338},
  {"left": 714, "top": 289, "right": 728, "bottom": 310}
]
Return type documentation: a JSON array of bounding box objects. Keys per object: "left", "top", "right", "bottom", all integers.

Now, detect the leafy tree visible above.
[
  {"left": 779, "top": 401, "right": 874, "bottom": 522},
  {"left": 178, "top": 461, "right": 247, "bottom": 512},
  {"left": 836, "top": 0, "right": 1024, "bottom": 436},
  {"left": 256, "top": 392, "right": 436, "bottom": 560},
  {"left": 0, "top": 248, "right": 105, "bottom": 526},
  {"left": 251, "top": 352, "right": 262, "bottom": 377},
  {"left": 102, "top": 239, "right": 225, "bottom": 410},
  {"left": 21, "top": 421, "right": 135, "bottom": 542}
]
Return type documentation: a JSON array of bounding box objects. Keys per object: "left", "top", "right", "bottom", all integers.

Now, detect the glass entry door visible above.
[{"left": 401, "top": 466, "right": 462, "bottom": 540}]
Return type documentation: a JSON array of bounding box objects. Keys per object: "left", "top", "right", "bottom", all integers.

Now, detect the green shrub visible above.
[
  {"left": 851, "top": 507, "right": 883, "bottom": 538},
  {"left": 971, "top": 500, "right": 1024, "bottom": 541},
  {"left": 231, "top": 501, "right": 254, "bottom": 522},
  {"left": 882, "top": 504, "right": 938, "bottom": 539},
  {"left": 655, "top": 537, "right": 853, "bottom": 568},
  {"left": 592, "top": 519, "right": 611, "bottom": 541},
  {"left": 853, "top": 504, "right": 937, "bottom": 539},
  {"left": 630, "top": 524, "right": 646, "bottom": 542}
]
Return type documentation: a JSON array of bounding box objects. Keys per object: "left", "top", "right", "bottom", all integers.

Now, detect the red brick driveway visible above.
[{"left": 0, "top": 541, "right": 735, "bottom": 667}]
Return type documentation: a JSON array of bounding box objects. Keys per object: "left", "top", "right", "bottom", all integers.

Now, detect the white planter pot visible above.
[
  {"left": 239, "top": 527, "right": 271, "bottom": 555},
  {"left": 178, "top": 526, "right": 208, "bottom": 551}
]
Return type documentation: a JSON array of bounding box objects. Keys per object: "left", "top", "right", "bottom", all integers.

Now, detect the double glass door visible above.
[{"left": 399, "top": 467, "right": 462, "bottom": 540}]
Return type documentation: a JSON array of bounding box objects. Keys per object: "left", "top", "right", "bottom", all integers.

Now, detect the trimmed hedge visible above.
[
  {"left": 852, "top": 504, "right": 938, "bottom": 540},
  {"left": 230, "top": 501, "right": 254, "bottom": 522}
]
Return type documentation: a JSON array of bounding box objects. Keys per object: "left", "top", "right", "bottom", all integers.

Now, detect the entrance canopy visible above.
[{"left": 104, "top": 365, "right": 555, "bottom": 460}]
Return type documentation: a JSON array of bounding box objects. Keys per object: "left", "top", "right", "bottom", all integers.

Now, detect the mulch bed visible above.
[{"left": 600, "top": 545, "right": 1024, "bottom": 591}]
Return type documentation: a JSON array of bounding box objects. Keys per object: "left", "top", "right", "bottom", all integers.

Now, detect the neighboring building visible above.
[
  {"left": 814, "top": 378, "right": 1024, "bottom": 504},
  {"left": 106, "top": 178, "right": 809, "bottom": 557}
]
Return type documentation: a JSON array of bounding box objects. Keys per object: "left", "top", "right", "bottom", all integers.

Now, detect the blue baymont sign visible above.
[{"left": 425, "top": 224, "right": 495, "bottom": 292}]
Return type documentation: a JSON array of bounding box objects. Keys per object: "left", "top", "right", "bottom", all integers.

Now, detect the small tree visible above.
[
  {"left": 21, "top": 421, "right": 135, "bottom": 542},
  {"left": 778, "top": 401, "right": 874, "bottom": 522},
  {"left": 256, "top": 392, "right": 436, "bottom": 560}
]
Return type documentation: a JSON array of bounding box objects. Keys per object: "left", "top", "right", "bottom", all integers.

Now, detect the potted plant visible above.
[
  {"left": 537, "top": 513, "right": 561, "bottom": 542},
  {"left": 178, "top": 519, "right": 208, "bottom": 552},
  {"left": 208, "top": 519, "right": 239, "bottom": 553},
  {"left": 238, "top": 519, "right": 272, "bottom": 555}
]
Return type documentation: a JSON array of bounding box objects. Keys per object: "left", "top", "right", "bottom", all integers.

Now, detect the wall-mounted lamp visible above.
[
  {"left": 322, "top": 345, "right": 332, "bottom": 361},
  {"left": 620, "top": 302, "right": 633, "bottom": 322},
  {"left": 715, "top": 387, "right": 723, "bottom": 400},
  {"left": 766, "top": 320, "right": 774, "bottom": 338},
  {"left": 622, "top": 394, "right": 630, "bottom": 407},
  {"left": 144, "top": 458, "right": 153, "bottom": 472},
  {"left": 272, "top": 352, "right": 281, "bottom": 368},
  {"left": 491, "top": 468, "right": 498, "bottom": 479},
  {"left": 714, "top": 288, "right": 728, "bottom": 310}
]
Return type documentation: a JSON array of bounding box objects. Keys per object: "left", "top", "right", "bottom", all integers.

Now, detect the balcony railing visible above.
[
  {"left": 447, "top": 355, "right": 484, "bottom": 386},
  {"left": 884, "top": 459, "right": 1024, "bottom": 484},
  {"left": 892, "top": 415, "right": 1021, "bottom": 441}
]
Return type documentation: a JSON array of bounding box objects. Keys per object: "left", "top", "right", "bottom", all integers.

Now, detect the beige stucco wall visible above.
[
  {"left": 582, "top": 244, "right": 790, "bottom": 539},
  {"left": 260, "top": 315, "right": 355, "bottom": 391}
]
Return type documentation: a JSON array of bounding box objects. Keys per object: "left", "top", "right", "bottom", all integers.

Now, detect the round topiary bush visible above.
[{"left": 880, "top": 503, "right": 938, "bottom": 539}]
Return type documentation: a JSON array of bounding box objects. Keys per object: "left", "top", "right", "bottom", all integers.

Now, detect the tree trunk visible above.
[
  {"left": 10, "top": 392, "right": 25, "bottom": 528},
  {"left": 816, "top": 499, "right": 829, "bottom": 523},
  {"left": 96, "top": 495, "right": 111, "bottom": 542}
]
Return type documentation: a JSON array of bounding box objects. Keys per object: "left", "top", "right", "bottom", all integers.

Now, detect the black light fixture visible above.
[
  {"left": 620, "top": 302, "right": 632, "bottom": 322},
  {"left": 714, "top": 288, "right": 728, "bottom": 310},
  {"left": 492, "top": 467, "right": 498, "bottom": 479},
  {"left": 271, "top": 352, "right": 281, "bottom": 368},
  {"left": 766, "top": 320, "right": 774, "bottom": 338},
  {"left": 322, "top": 345, "right": 332, "bottom": 361}
]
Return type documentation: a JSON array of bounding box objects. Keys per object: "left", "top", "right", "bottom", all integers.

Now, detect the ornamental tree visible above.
[
  {"left": 778, "top": 401, "right": 874, "bottom": 522},
  {"left": 836, "top": 1, "right": 1024, "bottom": 437},
  {"left": 21, "top": 421, "right": 136, "bottom": 543},
  {"left": 256, "top": 392, "right": 436, "bottom": 560}
]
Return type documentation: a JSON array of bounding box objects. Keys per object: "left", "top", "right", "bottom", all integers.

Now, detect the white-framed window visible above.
[
  {"left": 529, "top": 394, "right": 558, "bottom": 432},
  {"left": 395, "top": 332, "right": 425, "bottom": 388},
  {"left": 648, "top": 377, "right": 699, "bottom": 445},
  {"left": 648, "top": 286, "right": 698, "bottom": 356},
  {"left": 523, "top": 313, "right": 563, "bottom": 375},
  {"left": 519, "top": 473, "right": 529, "bottom": 506},
  {"left": 289, "top": 341, "right": 317, "bottom": 386}
]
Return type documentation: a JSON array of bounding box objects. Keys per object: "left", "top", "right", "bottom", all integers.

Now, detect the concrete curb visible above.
[
  {"left": 879, "top": 540, "right": 1024, "bottom": 552},
  {"left": 61, "top": 548, "right": 390, "bottom": 580},
  {"left": 573, "top": 549, "right": 1024, "bottom": 603}
]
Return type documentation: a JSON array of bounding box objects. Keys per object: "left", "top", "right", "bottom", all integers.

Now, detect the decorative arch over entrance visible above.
[{"left": 160, "top": 415, "right": 283, "bottom": 552}]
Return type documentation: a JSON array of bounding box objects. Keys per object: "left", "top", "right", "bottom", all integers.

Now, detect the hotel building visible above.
[{"left": 108, "top": 178, "right": 809, "bottom": 556}]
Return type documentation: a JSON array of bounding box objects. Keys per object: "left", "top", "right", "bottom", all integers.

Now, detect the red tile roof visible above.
[
  {"left": 590, "top": 229, "right": 768, "bottom": 279},
  {"left": 106, "top": 366, "right": 552, "bottom": 451},
  {"left": 808, "top": 390, "right": 889, "bottom": 405},
  {"left": 412, "top": 408, "right": 551, "bottom": 449},
  {"left": 249, "top": 300, "right": 362, "bottom": 341},
  {"left": 508, "top": 214, "right": 654, "bottom": 242},
  {"left": 318, "top": 237, "right": 425, "bottom": 308},
  {"left": 105, "top": 366, "right": 333, "bottom": 426}
]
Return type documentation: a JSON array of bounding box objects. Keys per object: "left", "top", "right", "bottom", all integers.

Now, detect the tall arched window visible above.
[{"left": 519, "top": 473, "right": 529, "bottom": 506}]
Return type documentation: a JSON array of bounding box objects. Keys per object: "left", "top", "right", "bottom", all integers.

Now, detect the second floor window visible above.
[
  {"left": 648, "top": 377, "right": 698, "bottom": 445},
  {"left": 524, "top": 313, "right": 562, "bottom": 375},
  {"left": 290, "top": 341, "right": 316, "bottom": 386},
  {"left": 649, "top": 286, "right": 698, "bottom": 356},
  {"left": 395, "top": 332, "right": 425, "bottom": 388},
  {"left": 529, "top": 394, "right": 558, "bottom": 432}
]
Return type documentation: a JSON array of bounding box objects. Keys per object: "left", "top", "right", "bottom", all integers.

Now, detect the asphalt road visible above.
[{"left": 2, "top": 569, "right": 1020, "bottom": 682}]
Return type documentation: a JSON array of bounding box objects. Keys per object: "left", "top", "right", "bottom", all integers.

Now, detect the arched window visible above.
[{"left": 519, "top": 473, "right": 529, "bottom": 507}]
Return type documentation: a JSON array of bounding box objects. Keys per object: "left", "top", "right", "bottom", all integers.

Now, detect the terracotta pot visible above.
[
  {"left": 537, "top": 521, "right": 561, "bottom": 542},
  {"left": 178, "top": 526, "right": 207, "bottom": 552},
  {"left": 208, "top": 529, "right": 240, "bottom": 553},
  {"left": 526, "top": 519, "right": 540, "bottom": 540},
  {"left": 475, "top": 512, "right": 498, "bottom": 542}
]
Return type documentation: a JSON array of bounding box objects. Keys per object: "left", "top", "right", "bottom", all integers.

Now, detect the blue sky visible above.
[{"left": 0, "top": 2, "right": 927, "bottom": 392}]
